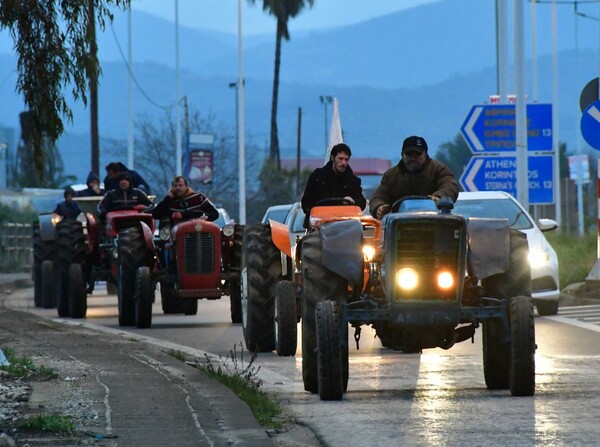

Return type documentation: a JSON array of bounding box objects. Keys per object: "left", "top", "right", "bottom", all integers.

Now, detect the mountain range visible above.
[{"left": 0, "top": 0, "right": 598, "bottom": 183}]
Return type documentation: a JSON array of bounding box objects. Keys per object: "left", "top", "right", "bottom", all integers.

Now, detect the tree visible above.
[
  {"left": 0, "top": 0, "right": 130, "bottom": 177},
  {"left": 435, "top": 133, "right": 472, "bottom": 185},
  {"left": 248, "top": 0, "right": 314, "bottom": 170}
]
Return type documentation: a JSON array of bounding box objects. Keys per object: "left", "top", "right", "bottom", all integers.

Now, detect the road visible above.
[{"left": 6, "top": 284, "right": 600, "bottom": 446}]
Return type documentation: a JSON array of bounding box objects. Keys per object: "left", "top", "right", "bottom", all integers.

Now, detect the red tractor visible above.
[
  {"left": 55, "top": 197, "right": 156, "bottom": 327},
  {"left": 152, "top": 212, "right": 244, "bottom": 327}
]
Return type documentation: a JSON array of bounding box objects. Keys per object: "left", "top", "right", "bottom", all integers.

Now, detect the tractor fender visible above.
[
  {"left": 269, "top": 219, "right": 292, "bottom": 258},
  {"left": 320, "top": 219, "right": 364, "bottom": 285},
  {"left": 140, "top": 221, "right": 155, "bottom": 253},
  {"left": 38, "top": 213, "right": 61, "bottom": 241},
  {"left": 467, "top": 217, "right": 510, "bottom": 280}
]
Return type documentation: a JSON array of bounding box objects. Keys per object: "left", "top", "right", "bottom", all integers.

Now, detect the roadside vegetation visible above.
[
  {"left": 546, "top": 231, "right": 597, "bottom": 288},
  {"left": 19, "top": 414, "right": 75, "bottom": 433},
  {"left": 0, "top": 346, "right": 57, "bottom": 379}
]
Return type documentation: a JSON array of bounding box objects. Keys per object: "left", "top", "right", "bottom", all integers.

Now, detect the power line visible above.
[{"left": 109, "top": 21, "right": 179, "bottom": 111}]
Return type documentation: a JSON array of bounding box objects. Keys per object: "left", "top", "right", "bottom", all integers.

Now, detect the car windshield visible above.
[
  {"left": 453, "top": 198, "right": 533, "bottom": 230},
  {"left": 263, "top": 207, "right": 291, "bottom": 224}
]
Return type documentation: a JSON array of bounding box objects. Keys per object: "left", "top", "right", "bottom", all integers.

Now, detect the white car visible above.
[{"left": 453, "top": 191, "right": 560, "bottom": 316}]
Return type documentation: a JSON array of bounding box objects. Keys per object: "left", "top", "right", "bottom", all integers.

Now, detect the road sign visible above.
[
  {"left": 580, "top": 77, "right": 599, "bottom": 112},
  {"left": 460, "top": 155, "right": 554, "bottom": 205},
  {"left": 460, "top": 104, "right": 552, "bottom": 153},
  {"left": 581, "top": 100, "right": 600, "bottom": 150}
]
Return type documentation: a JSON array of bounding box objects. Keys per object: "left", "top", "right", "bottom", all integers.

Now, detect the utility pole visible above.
[
  {"left": 88, "top": 0, "right": 99, "bottom": 175},
  {"left": 319, "top": 95, "right": 332, "bottom": 151},
  {"left": 296, "top": 107, "right": 302, "bottom": 197}
]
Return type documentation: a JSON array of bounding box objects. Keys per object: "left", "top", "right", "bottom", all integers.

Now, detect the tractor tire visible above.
[
  {"left": 106, "top": 281, "right": 118, "bottom": 295},
  {"left": 118, "top": 264, "right": 136, "bottom": 326},
  {"left": 33, "top": 224, "right": 54, "bottom": 308},
  {"left": 482, "top": 317, "right": 510, "bottom": 390},
  {"left": 56, "top": 219, "right": 87, "bottom": 317},
  {"left": 482, "top": 229, "right": 532, "bottom": 301},
  {"left": 316, "top": 300, "right": 345, "bottom": 401},
  {"left": 301, "top": 233, "right": 347, "bottom": 394},
  {"left": 160, "top": 282, "right": 183, "bottom": 314},
  {"left": 41, "top": 260, "right": 56, "bottom": 309},
  {"left": 509, "top": 295, "right": 536, "bottom": 396},
  {"left": 535, "top": 300, "right": 559, "bottom": 317},
  {"left": 229, "top": 273, "right": 242, "bottom": 324},
  {"left": 182, "top": 299, "right": 198, "bottom": 315},
  {"left": 68, "top": 263, "right": 87, "bottom": 319},
  {"left": 275, "top": 280, "right": 297, "bottom": 357},
  {"left": 118, "top": 226, "right": 152, "bottom": 271},
  {"left": 56, "top": 271, "right": 70, "bottom": 318},
  {"left": 241, "top": 224, "right": 281, "bottom": 352},
  {"left": 135, "top": 266, "right": 154, "bottom": 328}
]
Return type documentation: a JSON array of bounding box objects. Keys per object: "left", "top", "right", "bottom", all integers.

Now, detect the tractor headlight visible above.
[
  {"left": 396, "top": 267, "right": 418, "bottom": 290},
  {"left": 222, "top": 224, "right": 235, "bottom": 238},
  {"left": 51, "top": 214, "right": 63, "bottom": 225},
  {"left": 528, "top": 248, "right": 549, "bottom": 268},
  {"left": 436, "top": 271, "right": 454, "bottom": 289},
  {"left": 362, "top": 245, "right": 376, "bottom": 262},
  {"left": 159, "top": 226, "right": 171, "bottom": 241}
]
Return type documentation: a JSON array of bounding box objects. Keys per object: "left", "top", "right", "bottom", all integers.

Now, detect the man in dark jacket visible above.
[
  {"left": 54, "top": 187, "right": 81, "bottom": 220},
  {"left": 369, "top": 135, "right": 459, "bottom": 220},
  {"left": 152, "top": 175, "right": 219, "bottom": 224},
  {"left": 301, "top": 143, "right": 367, "bottom": 228},
  {"left": 104, "top": 162, "right": 152, "bottom": 195},
  {"left": 97, "top": 171, "right": 153, "bottom": 222},
  {"left": 77, "top": 171, "right": 104, "bottom": 197}
]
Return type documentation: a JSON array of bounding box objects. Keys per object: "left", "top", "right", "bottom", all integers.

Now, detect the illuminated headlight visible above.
[
  {"left": 362, "top": 245, "right": 376, "bottom": 262},
  {"left": 159, "top": 226, "right": 172, "bottom": 241},
  {"left": 437, "top": 271, "right": 454, "bottom": 289},
  {"left": 51, "top": 214, "right": 63, "bottom": 225},
  {"left": 222, "top": 224, "right": 235, "bottom": 237},
  {"left": 396, "top": 267, "right": 418, "bottom": 290},
  {"left": 528, "top": 248, "right": 550, "bottom": 267}
]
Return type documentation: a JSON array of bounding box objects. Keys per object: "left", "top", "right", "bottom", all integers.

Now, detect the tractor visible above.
[
  {"left": 152, "top": 211, "right": 244, "bottom": 328},
  {"left": 300, "top": 196, "right": 535, "bottom": 400},
  {"left": 32, "top": 213, "right": 61, "bottom": 309}
]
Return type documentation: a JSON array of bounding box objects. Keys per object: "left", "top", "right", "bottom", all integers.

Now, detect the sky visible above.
[{"left": 130, "top": 0, "right": 440, "bottom": 35}]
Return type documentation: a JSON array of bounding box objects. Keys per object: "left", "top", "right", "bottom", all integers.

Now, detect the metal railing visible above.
[{"left": 0, "top": 222, "right": 33, "bottom": 272}]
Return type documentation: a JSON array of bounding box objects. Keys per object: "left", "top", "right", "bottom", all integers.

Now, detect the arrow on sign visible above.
[
  {"left": 463, "top": 158, "right": 484, "bottom": 190},
  {"left": 581, "top": 100, "right": 600, "bottom": 150},
  {"left": 463, "top": 107, "right": 484, "bottom": 151}
]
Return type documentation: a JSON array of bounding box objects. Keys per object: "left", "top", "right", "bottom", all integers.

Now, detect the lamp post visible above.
[
  {"left": 229, "top": 82, "right": 239, "bottom": 152},
  {"left": 319, "top": 95, "right": 333, "bottom": 150},
  {"left": 0, "top": 142, "right": 6, "bottom": 189}
]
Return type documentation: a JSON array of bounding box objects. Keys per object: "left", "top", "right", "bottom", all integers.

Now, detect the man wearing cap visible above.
[
  {"left": 97, "top": 171, "right": 153, "bottom": 222},
  {"left": 369, "top": 135, "right": 458, "bottom": 220}
]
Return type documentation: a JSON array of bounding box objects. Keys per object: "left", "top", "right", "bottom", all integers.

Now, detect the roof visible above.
[{"left": 280, "top": 158, "right": 392, "bottom": 175}]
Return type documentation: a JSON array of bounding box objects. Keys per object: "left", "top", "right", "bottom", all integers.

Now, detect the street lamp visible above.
[
  {"left": 319, "top": 95, "right": 333, "bottom": 150},
  {"left": 229, "top": 82, "right": 239, "bottom": 152},
  {"left": 0, "top": 142, "right": 7, "bottom": 189}
]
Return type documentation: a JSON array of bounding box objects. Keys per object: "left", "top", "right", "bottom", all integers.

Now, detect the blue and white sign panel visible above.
[
  {"left": 460, "top": 155, "right": 554, "bottom": 205},
  {"left": 461, "top": 104, "right": 553, "bottom": 153},
  {"left": 581, "top": 100, "right": 600, "bottom": 150}
]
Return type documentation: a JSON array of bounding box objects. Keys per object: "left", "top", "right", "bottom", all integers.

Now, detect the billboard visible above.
[{"left": 185, "top": 133, "right": 214, "bottom": 184}]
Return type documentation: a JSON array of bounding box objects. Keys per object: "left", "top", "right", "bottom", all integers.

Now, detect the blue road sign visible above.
[
  {"left": 581, "top": 100, "right": 600, "bottom": 150},
  {"left": 461, "top": 104, "right": 553, "bottom": 153},
  {"left": 460, "top": 155, "right": 554, "bottom": 205}
]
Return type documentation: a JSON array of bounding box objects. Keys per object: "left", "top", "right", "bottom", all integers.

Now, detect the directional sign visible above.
[
  {"left": 581, "top": 100, "right": 600, "bottom": 150},
  {"left": 461, "top": 104, "right": 553, "bottom": 153},
  {"left": 460, "top": 155, "right": 554, "bottom": 205}
]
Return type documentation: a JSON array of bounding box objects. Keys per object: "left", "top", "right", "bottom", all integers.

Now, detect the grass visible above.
[
  {"left": 0, "top": 347, "right": 57, "bottom": 379},
  {"left": 166, "top": 349, "right": 188, "bottom": 362},
  {"left": 19, "top": 414, "right": 75, "bottom": 433},
  {"left": 545, "top": 231, "right": 597, "bottom": 288}
]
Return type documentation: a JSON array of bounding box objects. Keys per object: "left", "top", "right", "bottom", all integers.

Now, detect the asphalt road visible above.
[{"left": 7, "top": 284, "right": 600, "bottom": 446}]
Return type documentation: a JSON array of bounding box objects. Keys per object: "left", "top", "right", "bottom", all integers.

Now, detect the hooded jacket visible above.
[
  {"left": 77, "top": 171, "right": 104, "bottom": 197},
  {"left": 301, "top": 160, "right": 367, "bottom": 228},
  {"left": 369, "top": 157, "right": 459, "bottom": 218},
  {"left": 103, "top": 163, "right": 152, "bottom": 195},
  {"left": 97, "top": 184, "right": 153, "bottom": 221}
]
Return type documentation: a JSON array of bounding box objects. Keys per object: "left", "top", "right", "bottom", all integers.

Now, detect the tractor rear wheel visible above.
[
  {"left": 509, "top": 295, "right": 536, "bottom": 396},
  {"left": 182, "top": 299, "right": 198, "bottom": 315},
  {"left": 135, "top": 266, "right": 154, "bottom": 328},
  {"left": 229, "top": 273, "right": 242, "bottom": 323},
  {"left": 118, "top": 226, "right": 150, "bottom": 326},
  {"left": 482, "top": 317, "right": 509, "bottom": 390},
  {"left": 118, "top": 264, "right": 136, "bottom": 326},
  {"left": 56, "top": 219, "right": 86, "bottom": 318},
  {"left": 275, "top": 280, "right": 297, "bottom": 357},
  {"left": 33, "top": 224, "right": 54, "bottom": 308},
  {"left": 301, "top": 233, "right": 347, "bottom": 393},
  {"left": 68, "top": 263, "right": 87, "bottom": 318},
  {"left": 241, "top": 224, "right": 281, "bottom": 352},
  {"left": 316, "top": 300, "right": 345, "bottom": 401},
  {"left": 41, "top": 260, "right": 55, "bottom": 309}
]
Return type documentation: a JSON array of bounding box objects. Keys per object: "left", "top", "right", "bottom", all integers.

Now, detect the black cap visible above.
[{"left": 402, "top": 135, "right": 428, "bottom": 154}]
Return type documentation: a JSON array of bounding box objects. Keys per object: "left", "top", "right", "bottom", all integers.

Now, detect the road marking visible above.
[{"left": 545, "top": 305, "right": 600, "bottom": 334}]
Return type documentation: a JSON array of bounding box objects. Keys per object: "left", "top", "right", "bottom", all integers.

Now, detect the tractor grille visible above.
[
  {"left": 184, "top": 232, "right": 215, "bottom": 275},
  {"left": 394, "top": 220, "right": 463, "bottom": 301}
]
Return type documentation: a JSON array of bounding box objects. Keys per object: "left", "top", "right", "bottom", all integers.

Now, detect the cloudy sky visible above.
[{"left": 130, "top": 0, "right": 439, "bottom": 35}]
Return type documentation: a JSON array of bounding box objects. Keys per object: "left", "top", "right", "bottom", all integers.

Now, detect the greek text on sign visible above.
[{"left": 461, "top": 103, "right": 552, "bottom": 153}]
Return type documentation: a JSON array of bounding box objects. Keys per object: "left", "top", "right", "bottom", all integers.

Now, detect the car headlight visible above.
[
  {"left": 159, "top": 226, "right": 171, "bottom": 241},
  {"left": 528, "top": 248, "right": 550, "bottom": 267},
  {"left": 436, "top": 271, "right": 454, "bottom": 289},
  {"left": 362, "top": 245, "right": 376, "bottom": 262},
  {"left": 222, "top": 224, "right": 235, "bottom": 237},
  {"left": 396, "top": 267, "right": 418, "bottom": 290}
]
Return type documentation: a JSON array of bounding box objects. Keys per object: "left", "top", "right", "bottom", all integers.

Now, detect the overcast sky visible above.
[{"left": 130, "top": 0, "right": 439, "bottom": 35}]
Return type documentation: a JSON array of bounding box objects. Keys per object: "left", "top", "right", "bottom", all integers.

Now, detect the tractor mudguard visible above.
[
  {"left": 38, "top": 213, "right": 60, "bottom": 242},
  {"left": 320, "top": 219, "right": 364, "bottom": 285},
  {"left": 269, "top": 219, "right": 292, "bottom": 258},
  {"left": 140, "top": 221, "right": 155, "bottom": 253},
  {"left": 467, "top": 217, "right": 509, "bottom": 280}
]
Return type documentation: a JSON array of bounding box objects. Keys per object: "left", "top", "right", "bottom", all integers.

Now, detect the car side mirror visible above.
[{"left": 537, "top": 218, "right": 558, "bottom": 232}]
